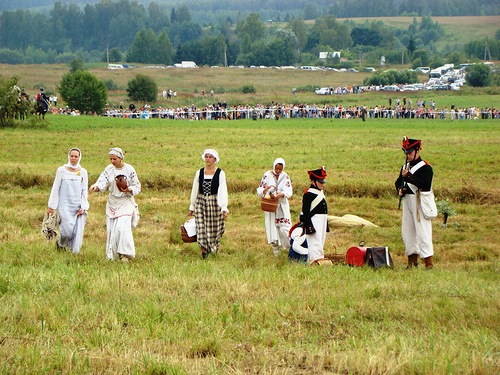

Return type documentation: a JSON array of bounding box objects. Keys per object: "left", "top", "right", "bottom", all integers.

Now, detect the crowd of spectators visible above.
[{"left": 98, "top": 102, "right": 499, "bottom": 121}]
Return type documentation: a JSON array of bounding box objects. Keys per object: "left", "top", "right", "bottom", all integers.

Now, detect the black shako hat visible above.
[
  {"left": 308, "top": 166, "right": 327, "bottom": 183},
  {"left": 402, "top": 136, "right": 422, "bottom": 154}
]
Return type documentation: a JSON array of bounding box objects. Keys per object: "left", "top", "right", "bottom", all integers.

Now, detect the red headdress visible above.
[
  {"left": 307, "top": 166, "right": 327, "bottom": 183},
  {"left": 402, "top": 136, "right": 422, "bottom": 154}
]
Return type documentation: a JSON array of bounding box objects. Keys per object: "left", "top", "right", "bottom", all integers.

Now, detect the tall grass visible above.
[{"left": 0, "top": 116, "right": 499, "bottom": 374}]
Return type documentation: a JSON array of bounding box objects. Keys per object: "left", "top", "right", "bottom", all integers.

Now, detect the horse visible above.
[{"left": 35, "top": 97, "right": 49, "bottom": 119}]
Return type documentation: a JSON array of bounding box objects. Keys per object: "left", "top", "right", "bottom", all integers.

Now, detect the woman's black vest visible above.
[{"left": 198, "top": 168, "right": 221, "bottom": 195}]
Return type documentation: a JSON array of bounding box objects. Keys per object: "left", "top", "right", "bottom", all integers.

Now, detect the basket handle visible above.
[
  {"left": 264, "top": 185, "right": 277, "bottom": 197},
  {"left": 183, "top": 215, "right": 195, "bottom": 224}
]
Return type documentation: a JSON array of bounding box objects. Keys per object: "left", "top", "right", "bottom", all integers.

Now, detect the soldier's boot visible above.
[{"left": 406, "top": 253, "right": 419, "bottom": 269}]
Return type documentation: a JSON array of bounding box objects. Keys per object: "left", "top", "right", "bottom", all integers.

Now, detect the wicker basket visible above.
[
  {"left": 261, "top": 197, "right": 278, "bottom": 212},
  {"left": 325, "top": 253, "right": 347, "bottom": 265},
  {"left": 311, "top": 258, "right": 334, "bottom": 266},
  {"left": 180, "top": 225, "right": 196, "bottom": 243},
  {"left": 180, "top": 216, "right": 196, "bottom": 243}
]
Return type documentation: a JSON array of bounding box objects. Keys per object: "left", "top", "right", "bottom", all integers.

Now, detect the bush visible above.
[
  {"left": 240, "top": 85, "right": 256, "bottom": 94},
  {"left": 126, "top": 74, "right": 158, "bottom": 103},
  {"left": 412, "top": 57, "right": 422, "bottom": 69},
  {"left": 363, "top": 69, "right": 418, "bottom": 86},
  {"left": 466, "top": 64, "right": 492, "bottom": 87},
  {"left": 104, "top": 79, "right": 118, "bottom": 90},
  {"left": 59, "top": 70, "right": 108, "bottom": 114}
]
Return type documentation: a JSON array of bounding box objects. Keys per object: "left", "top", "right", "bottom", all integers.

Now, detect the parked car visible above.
[
  {"left": 363, "top": 67, "right": 377, "bottom": 72},
  {"left": 380, "top": 85, "right": 400, "bottom": 92},
  {"left": 401, "top": 85, "right": 419, "bottom": 92},
  {"left": 432, "top": 84, "right": 451, "bottom": 91},
  {"left": 315, "top": 87, "right": 331, "bottom": 95}
]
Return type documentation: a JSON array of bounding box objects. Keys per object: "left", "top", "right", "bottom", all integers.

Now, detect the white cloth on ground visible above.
[{"left": 327, "top": 214, "right": 378, "bottom": 228}]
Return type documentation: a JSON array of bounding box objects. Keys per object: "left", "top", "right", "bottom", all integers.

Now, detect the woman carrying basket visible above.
[
  {"left": 256, "top": 158, "right": 293, "bottom": 256},
  {"left": 188, "top": 149, "right": 229, "bottom": 259}
]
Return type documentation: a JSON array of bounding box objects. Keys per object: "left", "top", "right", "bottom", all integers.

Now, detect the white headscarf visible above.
[
  {"left": 109, "top": 147, "right": 124, "bottom": 160},
  {"left": 273, "top": 157, "right": 285, "bottom": 170},
  {"left": 65, "top": 147, "right": 82, "bottom": 170},
  {"left": 201, "top": 149, "right": 219, "bottom": 163}
]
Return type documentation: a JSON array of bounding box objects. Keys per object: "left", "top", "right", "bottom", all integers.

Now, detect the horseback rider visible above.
[
  {"left": 35, "top": 87, "right": 50, "bottom": 117},
  {"left": 36, "top": 87, "right": 49, "bottom": 104}
]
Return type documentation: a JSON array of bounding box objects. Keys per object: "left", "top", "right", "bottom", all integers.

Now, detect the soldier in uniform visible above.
[
  {"left": 302, "top": 166, "right": 329, "bottom": 264},
  {"left": 395, "top": 137, "right": 435, "bottom": 269}
]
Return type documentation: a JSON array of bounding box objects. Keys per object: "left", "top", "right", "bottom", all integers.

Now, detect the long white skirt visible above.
[
  {"left": 59, "top": 212, "right": 87, "bottom": 254},
  {"left": 106, "top": 215, "right": 135, "bottom": 260},
  {"left": 263, "top": 211, "right": 291, "bottom": 249},
  {"left": 57, "top": 178, "right": 87, "bottom": 254}
]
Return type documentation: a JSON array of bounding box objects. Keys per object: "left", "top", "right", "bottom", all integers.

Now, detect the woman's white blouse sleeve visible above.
[
  {"left": 189, "top": 169, "right": 200, "bottom": 211},
  {"left": 256, "top": 171, "right": 269, "bottom": 198},
  {"left": 48, "top": 167, "right": 63, "bottom": 209},
  {"left": 217, "top": 170, "right": 229, "bottom": 212},
  {"left": 80, "top": 168, "right": 90, "bottom": 211}
]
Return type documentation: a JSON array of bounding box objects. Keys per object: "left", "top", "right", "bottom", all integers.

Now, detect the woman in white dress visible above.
[
  {"left": 256, "top": 158, "right": 293, "bottom": 256},
  {"left": 47, "top": 147, "right": 89, "bottom": 254},
  {"left": 89, "top": 147, "right": 141, "bottom": 261}
]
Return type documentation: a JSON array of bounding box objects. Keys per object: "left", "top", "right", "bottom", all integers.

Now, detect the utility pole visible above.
[{"left": 484, "top": 37, "right": 492, "bottom": 61}]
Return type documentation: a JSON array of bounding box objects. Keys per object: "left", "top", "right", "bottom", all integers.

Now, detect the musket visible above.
[{"left": 398, "top": 157, "right": 409, "bottom": 209}]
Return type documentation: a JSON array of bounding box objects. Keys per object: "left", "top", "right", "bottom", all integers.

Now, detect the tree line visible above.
[
  {"left": 2, "top": 0, "right": 499, "bottom": 20},
  {"left": 0, "top": 0, "right": 498, "bottom": 68}
]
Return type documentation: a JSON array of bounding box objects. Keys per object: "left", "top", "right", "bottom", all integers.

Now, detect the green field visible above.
[{"left": 0, "top": 115, "right": 499, "bottom": 374}]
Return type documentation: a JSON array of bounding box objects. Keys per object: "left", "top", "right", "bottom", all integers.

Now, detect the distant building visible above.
[{"left": 319, "top": 51, "right": 341, "bottom": 59}]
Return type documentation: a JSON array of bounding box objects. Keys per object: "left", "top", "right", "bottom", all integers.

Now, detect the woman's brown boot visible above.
[
  {"left": 201, "top": 247, "right": 208, "bottom": 259},
  {"left": 424, "top": 256, "right": 434, "bottom": 270}
]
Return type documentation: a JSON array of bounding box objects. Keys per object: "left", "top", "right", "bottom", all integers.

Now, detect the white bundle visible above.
[{"left": 41, "top": 212, "right": 61, "bottom": 241}]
